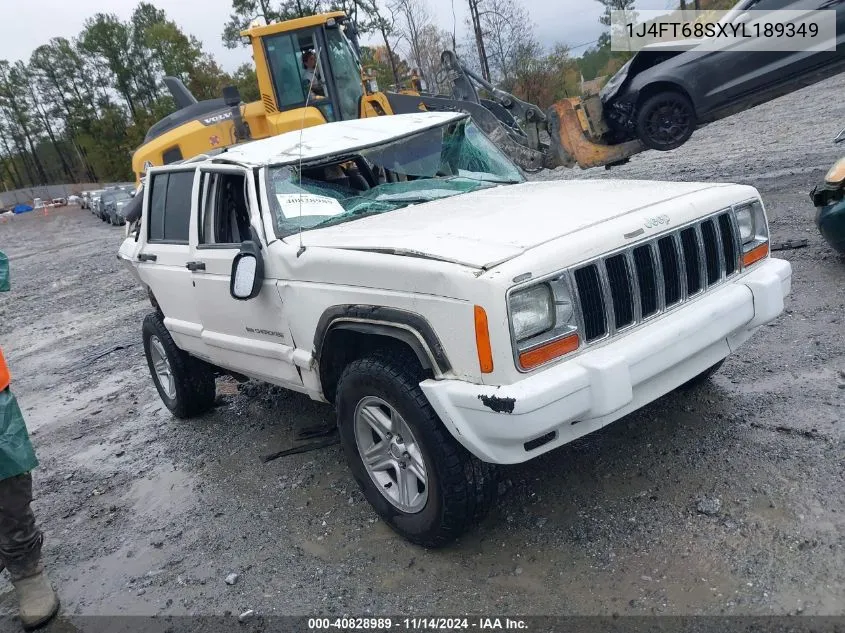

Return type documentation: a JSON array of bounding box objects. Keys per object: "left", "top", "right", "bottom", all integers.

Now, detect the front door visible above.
[{"left": 188, "top": 166, "right": 303, "bottom": 388}]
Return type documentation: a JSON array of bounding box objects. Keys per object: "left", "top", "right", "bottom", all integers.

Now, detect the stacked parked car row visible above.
[{"left": 81, "top": 184, "right": 138, "bottom": 225}]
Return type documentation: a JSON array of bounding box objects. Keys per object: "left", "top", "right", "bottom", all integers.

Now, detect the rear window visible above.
[{"left": 148, "top": 170, "right": 195, "bottom": 243}]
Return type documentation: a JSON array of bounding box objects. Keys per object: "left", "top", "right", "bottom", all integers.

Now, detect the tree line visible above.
[
  {"left": 0, "top": 0, "right": 631, "bottom": 190},
  {"left": 0, "top": 2, "right": 259, "bottom": 189}
]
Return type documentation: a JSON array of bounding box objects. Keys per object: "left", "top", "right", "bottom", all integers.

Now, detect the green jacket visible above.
[{"left": 0, "top": 251, "right": 38, "bottom": 479}]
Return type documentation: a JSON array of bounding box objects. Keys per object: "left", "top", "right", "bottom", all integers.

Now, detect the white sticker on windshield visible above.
[{"left": 276, "top": 193, "right": 344, "bottom": 218}]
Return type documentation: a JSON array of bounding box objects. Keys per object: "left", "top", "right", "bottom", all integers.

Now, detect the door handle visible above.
[
  {"left": 186, "top": 261, "right": 206, "bottom": 271},
  {"left": 137, "top": 253, "right": 157, "bottom": 262}
]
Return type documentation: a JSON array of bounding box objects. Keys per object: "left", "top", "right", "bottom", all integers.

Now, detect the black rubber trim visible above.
[
  {"left": 314, "top": 305, "right": 451, "bottom": 374},
  {"left": 144, "top": 99, "right": 228, "bottom": 143}
]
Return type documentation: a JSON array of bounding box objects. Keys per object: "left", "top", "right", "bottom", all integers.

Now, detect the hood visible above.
[
  {"left": 297, "top": 180, "right": 725, "bottom": 269},
  {"left": 601, "top": 43, "right": 692, "bottom": 102}
]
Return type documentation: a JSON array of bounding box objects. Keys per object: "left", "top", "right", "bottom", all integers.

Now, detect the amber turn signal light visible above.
[
  {"left": 519, "top": 333, "right": 579, "bottom": 370},
  {"left": 474, "top": 305, "right": 494, "bottom": 374},
  {"left": 742, "top": 242, "right": 769, "bottom": 267}
]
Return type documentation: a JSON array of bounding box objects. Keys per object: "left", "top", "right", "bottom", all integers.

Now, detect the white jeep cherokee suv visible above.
[{"left": 119, "top": 112, "right": 791, "bottom": 547}]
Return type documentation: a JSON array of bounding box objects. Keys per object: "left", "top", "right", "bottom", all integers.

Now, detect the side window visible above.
[
  {"left": 164, "top": 171, "right": 193, "bottom": 242},
  {"left": 263, "top": 30, "right": 335, "bottom": 122},
  {"left": 199, "top": 172, "right": 251, "bottom": 246},
  {"left": 147, "top": 170, "right": 194, "bottom": 243},
  {"left": 148, "top": 174, "right": 167, "bottom": 241},
  {"left": 264, "top": 32, "right": 308, "bottom": 110},
  {"left": 325, "top": 27, "right": 363, "bottom": 121}
]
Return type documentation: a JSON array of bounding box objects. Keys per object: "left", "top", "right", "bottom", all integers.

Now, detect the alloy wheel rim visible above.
[
  {"left": 149, "top": 335, "right": 176, "bottom": 400},
  {"left": 353, "top": 396, "right": 428, "bottom": 514},
  {"left": 646, "top": 101, "right": 690, "bottom": 145}
]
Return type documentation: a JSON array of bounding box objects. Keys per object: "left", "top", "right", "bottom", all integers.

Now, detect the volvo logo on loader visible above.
[{"left": 201, "top": 111, "right": 233, "bottom": 126}]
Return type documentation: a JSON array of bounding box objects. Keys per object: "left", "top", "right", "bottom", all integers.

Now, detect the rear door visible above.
[
  {"left": 188, "top": 166, "right": 303, "bottom": 388},
  {"left": 135, "top": 167, "right": 206, "bottom": 356}
]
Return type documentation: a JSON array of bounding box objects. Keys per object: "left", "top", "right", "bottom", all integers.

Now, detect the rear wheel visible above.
[
  {"left": 635, "top": 91, "right": 696, "bottom": 151},
  {"left": 336, "top": 349, "right": 497, "bottom": 547},
  {"left": 142, "top": 312, "right": 216, "bottom": 418}
]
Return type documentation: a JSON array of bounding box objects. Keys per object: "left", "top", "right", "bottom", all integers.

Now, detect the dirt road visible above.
[{"left": 0, "top": 74, "right": 843, "bottom": 622}]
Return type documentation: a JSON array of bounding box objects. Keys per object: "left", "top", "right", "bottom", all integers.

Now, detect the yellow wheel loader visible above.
[{"left": 132, "top": 11, "right": 646, "bottom": 181}]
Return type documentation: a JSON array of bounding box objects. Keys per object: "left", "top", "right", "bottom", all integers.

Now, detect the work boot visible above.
[{"left": 12, "top": 570, "right": 59, "bottom": 630}]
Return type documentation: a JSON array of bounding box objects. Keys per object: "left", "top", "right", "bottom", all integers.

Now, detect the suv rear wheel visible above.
[
  {"left": 142, "top": 312, "right": 216, "bottom": 419},
  {"left": 635, "top": 90, "right": 696, "bottom": 151},
  {"left": 335, "top": 350, "right": 497, "bottom": 547}
]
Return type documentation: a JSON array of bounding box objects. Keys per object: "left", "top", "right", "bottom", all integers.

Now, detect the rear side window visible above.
[{"left": 148, "top": 170, "right": 195, "bottom": 243}]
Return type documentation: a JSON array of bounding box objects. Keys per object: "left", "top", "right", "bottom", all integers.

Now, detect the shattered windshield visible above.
[{"left": 266, "top": 119, "right": 524, "bottom": 238}]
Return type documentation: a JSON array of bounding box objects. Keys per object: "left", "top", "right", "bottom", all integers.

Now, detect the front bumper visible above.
[{"left": 421, "top": 258, "right": 791, "bottom": 464}]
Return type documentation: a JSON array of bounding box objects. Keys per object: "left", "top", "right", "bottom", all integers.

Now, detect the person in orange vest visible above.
[{"left": 0, "top": 251, "right": 60, "bottom": 630}]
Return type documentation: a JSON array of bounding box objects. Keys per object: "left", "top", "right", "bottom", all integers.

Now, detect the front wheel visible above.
[
  {"left": 336, "top": 350, "right": 497, "bottom": 547},
  {"left": 635, "top": 91, "right": 696, "bottom": 151},
  {"left": 142, "top": 312, "right": 216, "bottom": 418}
]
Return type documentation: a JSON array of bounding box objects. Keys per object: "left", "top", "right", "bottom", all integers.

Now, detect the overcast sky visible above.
[{"left": 0, "top": 0, "right": 675, "bottom": 72}]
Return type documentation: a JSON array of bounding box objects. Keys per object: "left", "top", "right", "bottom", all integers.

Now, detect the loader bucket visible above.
[{"left": 547, "top": 98, "right": 645, "bottom": 170}]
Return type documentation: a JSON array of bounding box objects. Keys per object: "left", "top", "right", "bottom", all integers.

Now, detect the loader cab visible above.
[{"left": 245, "top": 12, "right": 365, "bottom": 127}]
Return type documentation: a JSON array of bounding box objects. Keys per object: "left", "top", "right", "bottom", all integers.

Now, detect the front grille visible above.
[
  {"left": 718, "top": 213, "right": 738, "bottom": 276},
  {"left": 633, "top": 245, "right": 658, "bottom": 318},
  {"left": 573, "top": 265, "right": 607, "bottom": 341},
  {"left": 606, "top": 254, "right": 634, "bottom": 329},
  {"left": 679, "top": 228, "right": 702, "bottom": 294},
  {"left": 657, "top": 237, "right": 682, "bottom": 306},
  {"left": 572, "top": 210, "right": 740, "bottom": 344},
  {"left": 701, "top": 219, "right": 721, "bottom": 285}
]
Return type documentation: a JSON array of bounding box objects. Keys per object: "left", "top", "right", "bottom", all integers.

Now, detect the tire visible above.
[
  {"left": 679, "top": 359, "right": 724, "bottom": 390},
  {"left": 142, "top": 312, "right": 216, "bottom": 419},
  {"left": 635, "top": 90, "right": 696, "bottom": 151},
  {"left": 336, "top": 349, "right": 498, "bottom": 548}
]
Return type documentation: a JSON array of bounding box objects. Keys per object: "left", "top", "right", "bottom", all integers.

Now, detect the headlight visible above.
[
  {"left": 510, "top": 285, "right": 553, "bottom": 341},
  {"left": 509, "top": 277, "right": 580, "bottom": 371},
  {"left": 734, "top": 200, "right": 769, "bottom": 266},
  {"left": 735, "top": 207, "right": 754, "bottom": 243}
]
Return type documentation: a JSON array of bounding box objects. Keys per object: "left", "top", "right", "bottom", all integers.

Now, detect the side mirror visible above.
[
  {"left": 222, "top": 85, "right": 242, "bottom": 107},
  {"left": 230, "top": 240, "right": 264, "bottom": 300}
]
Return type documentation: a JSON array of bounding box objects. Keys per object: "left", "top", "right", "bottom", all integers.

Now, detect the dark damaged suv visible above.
[{"left": 600, "top": 0, "right": 845, "bottom": 150}]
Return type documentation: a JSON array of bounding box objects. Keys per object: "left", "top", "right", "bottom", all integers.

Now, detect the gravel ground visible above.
[{"left": 0, "top": 74, "right": 843, "bottom": 623}]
